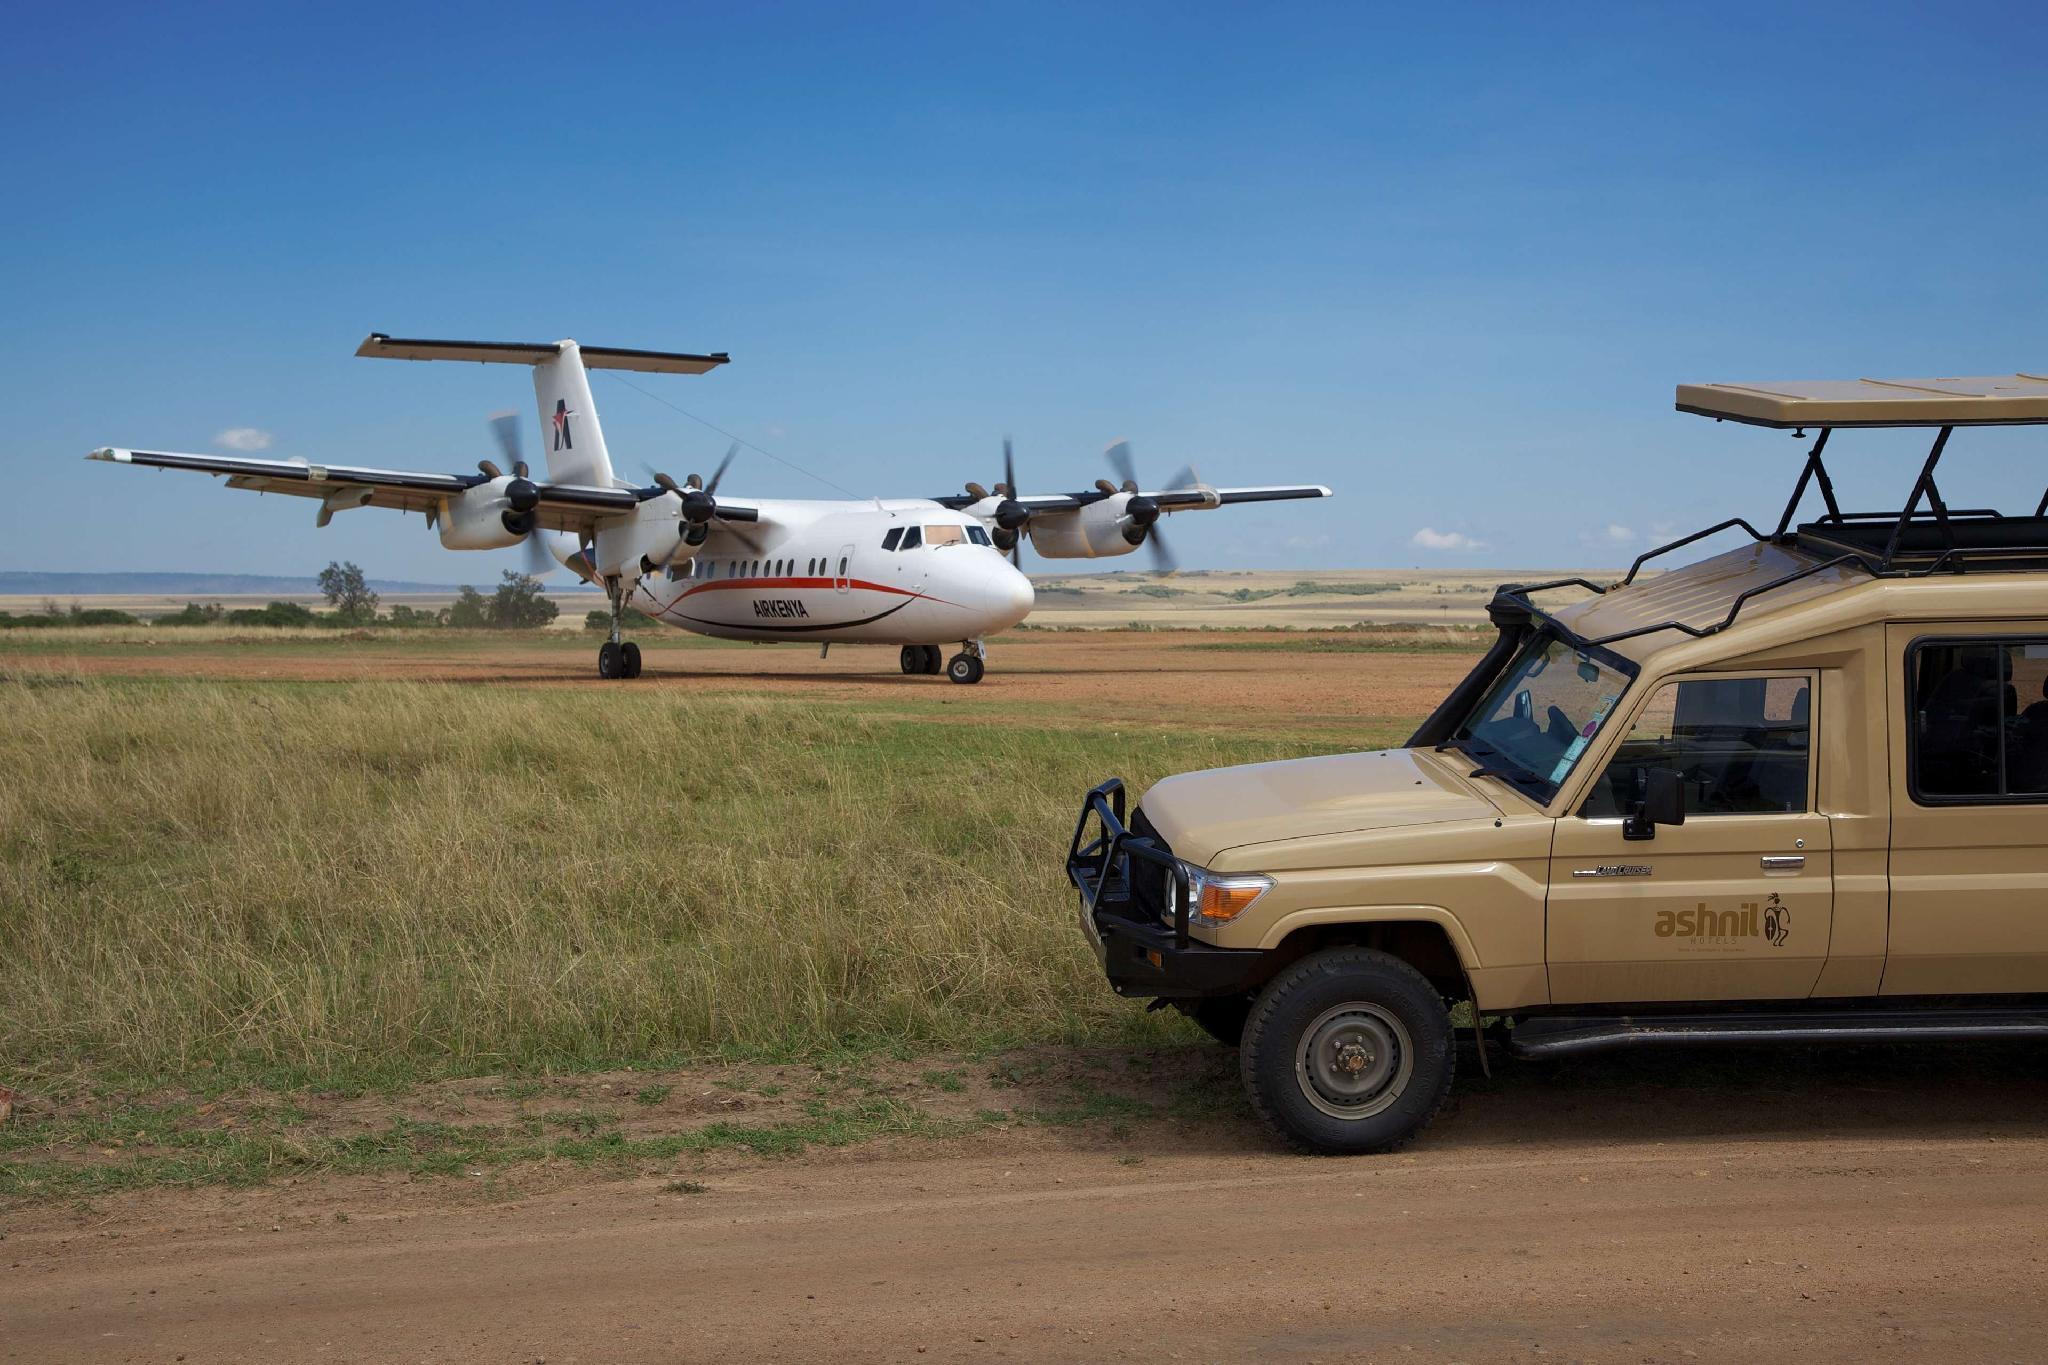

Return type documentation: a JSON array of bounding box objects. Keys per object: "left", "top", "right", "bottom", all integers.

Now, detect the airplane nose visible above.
[{"left": 990, "top": 563, "right": 1034, "bottom": 628}]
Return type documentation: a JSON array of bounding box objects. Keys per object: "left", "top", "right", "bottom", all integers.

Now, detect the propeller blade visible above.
[
  {"left": 521, "top": 528, "right": 558, "bottom": 579},
  {"left": 1104, "top": 439, "right": 1137, "bottom": 490},
  {"left": 1166, "top": 465, "right": 1197, "bottom": 492},
  {"left": 489, "top": 412, "right": 527, "bottom": 479},
  {"left": 1003, "top": 437, "right": 1015, "bottom": 498},
  {"left": 706, "top": 441, "right": 740, "bottom": 496},
  {"left": 1147, "top": 522, "right": 1178, "bottom": 576}
]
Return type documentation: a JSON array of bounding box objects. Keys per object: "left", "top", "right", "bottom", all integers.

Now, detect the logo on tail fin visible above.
[{"left": 551, "top": 399, "right": 575, "bottom": 451}]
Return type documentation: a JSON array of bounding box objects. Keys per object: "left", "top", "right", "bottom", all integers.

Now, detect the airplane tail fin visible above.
[
  {"left": 533, "top": 344, "right": 613, "bottom": 488},
  {"left": 354, "top": 333, "right": 731, "bottom": 489}
]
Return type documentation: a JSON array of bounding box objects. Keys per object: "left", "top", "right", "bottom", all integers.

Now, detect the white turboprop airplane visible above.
[{"left": 89, "top": 335, "right": 1334, "bottom": 682}]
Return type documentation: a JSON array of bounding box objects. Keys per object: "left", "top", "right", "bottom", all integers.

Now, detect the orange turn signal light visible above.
[{"left": 1197, "top": 880, "right": 1268, "bottom": 923}]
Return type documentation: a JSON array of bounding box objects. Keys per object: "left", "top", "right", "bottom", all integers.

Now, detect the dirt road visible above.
[{"left": 8, "top": 1049, "right": 2045, "bottom": 1363}]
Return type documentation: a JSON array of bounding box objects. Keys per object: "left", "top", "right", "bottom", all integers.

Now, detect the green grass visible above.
[
  {"left": 0, "top": 1095, "right": 977, "bottom": 1201},
  {"left": 0, "top": 673, "right": 1348, "bottom": 1099}
]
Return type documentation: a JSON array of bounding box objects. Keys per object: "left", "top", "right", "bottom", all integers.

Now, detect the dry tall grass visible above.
[{"left": 0, "top": 674, "right": 1328, "bottom": 1087}]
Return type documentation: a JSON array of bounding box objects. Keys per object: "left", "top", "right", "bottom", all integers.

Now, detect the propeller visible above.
[
  {"left": 984, "top": 437, "right": 1027, "bottom": 567},
  {"left": 488, "top": 411, "right": 530, "bottom": 479},
  {"left": 644, "top": 442, "right": 762, "bottom": 553},
  {"left": 1102, "top": 439, "right": 1178, "bottom": 575},
  {"left": 480, "top": 411, "right": 547, "bottom": 552}
]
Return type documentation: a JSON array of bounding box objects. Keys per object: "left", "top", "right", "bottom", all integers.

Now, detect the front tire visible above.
[
  {"left": 597, "top": 641, "right": 624, "bottom": 680},
  {"left": 946, "top": 653, "right": 985, "bottom": 684},
  {"left": 1239, "top": 947, "right": 1454, "bottom": 1154},
  {"left": 621, "top": 642, "right": 643, "bottom": 678}
]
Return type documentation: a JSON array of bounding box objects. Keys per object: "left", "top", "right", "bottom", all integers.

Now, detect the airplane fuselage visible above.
[{"left": 630, "top": 498, "right": 1035, "bottom": 646}]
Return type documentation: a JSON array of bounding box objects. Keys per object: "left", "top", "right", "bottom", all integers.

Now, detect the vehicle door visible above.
[
  {"left": 834, "top": 542, "right": 855, "bottom": 594},
  {"left": 1547, "top": 671, "right": 1833, "bottom": 1003},
  {"left": 1883, "top": 627, "right": 2048, "bottom": 995}
]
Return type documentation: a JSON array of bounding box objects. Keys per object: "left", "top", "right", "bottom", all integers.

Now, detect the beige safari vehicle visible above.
[{"left": 1070, "top": 372, "right": 2048, "bottom": 1153}]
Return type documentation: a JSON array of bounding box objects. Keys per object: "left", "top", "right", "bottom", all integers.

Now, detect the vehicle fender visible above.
[{"left": 1255, "top": 904, "right": 1480, "bottom": 971}]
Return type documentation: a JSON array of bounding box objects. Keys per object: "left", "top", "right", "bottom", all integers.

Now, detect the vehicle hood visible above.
[{"left": 1137, "top": 748, "right": 1504, "bottom": 867}]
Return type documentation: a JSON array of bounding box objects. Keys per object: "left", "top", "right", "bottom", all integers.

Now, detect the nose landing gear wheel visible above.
[
  {"left": 621, "top": 642, "right": 643, "bottom": 678},
  {"left": 598, "top": 641, "right": 624, "bottom": 679},
  {"left": 946, "top": 652, "right": 985, "bottom": 684}
]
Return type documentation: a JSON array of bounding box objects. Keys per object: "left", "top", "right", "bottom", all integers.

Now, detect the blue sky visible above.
[{"left": 7, "top": 1, "right": 2045, "bottom": 580}]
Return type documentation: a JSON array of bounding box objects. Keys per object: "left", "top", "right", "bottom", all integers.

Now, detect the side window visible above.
[
  {"left": 1581, "top": 676, "right": 1811, "bottom": 818},
  {"left": 838, "top": 556, "right": 849, "bottom": 576},
  {"left": 882, "top": 528, "right": 904, "bottom": 551},
  {"left": 1913, "top": 638, "right": 2048, "bottom": 801},
  {"left": 968, "top": 525, "right": 991, "bottom": 546},
  {"left": 900, "top": 526, "right": 922, "bottom": 550}
]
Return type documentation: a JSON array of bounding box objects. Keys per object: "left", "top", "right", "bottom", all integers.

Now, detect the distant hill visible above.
[{"left": 0, "top": 571, "right": 481, "bottom": 596}]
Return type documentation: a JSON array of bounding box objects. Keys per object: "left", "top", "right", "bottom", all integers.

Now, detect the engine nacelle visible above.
[
  {"left": 1024, "top": 494, "right": 1146, "bottom": 559},
  {"left": 436, "top": 477, "right": 537, "bottom": 551},
  {"left": 593, "top": 492, "right": 689, "bottom": 578}
]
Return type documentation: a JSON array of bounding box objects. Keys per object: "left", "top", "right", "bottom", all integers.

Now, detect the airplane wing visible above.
[
  {"left": 931, "top": 484, "right": 1332, "bottom": 512},
  {"left": 88, "top": 447, "right": 640, "bottom": 533}
]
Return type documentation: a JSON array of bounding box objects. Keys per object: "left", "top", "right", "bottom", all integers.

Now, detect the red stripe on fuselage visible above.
[{"left": 673, "top": 576, "right": 961, "bottom": 608}]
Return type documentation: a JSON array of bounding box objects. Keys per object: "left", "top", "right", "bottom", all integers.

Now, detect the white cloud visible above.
[
  {"left": 1582, "top": 523, "right": 1637, "bottom": 546},
  {"left": 1410, "top": 527, "right": 1486, "bottom": 552},
  {"left": 216, "top": 427, "right": 274, "bottom": 451}
]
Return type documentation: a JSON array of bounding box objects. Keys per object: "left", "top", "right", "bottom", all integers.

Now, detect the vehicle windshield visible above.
[{"left": 1451, "top": 632, "right": 1630, "bottom": 803}]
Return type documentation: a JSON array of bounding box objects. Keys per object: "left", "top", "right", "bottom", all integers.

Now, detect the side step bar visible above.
[{"left": 1511, "top": 1009, "right": 2048, "bottom": 1060}]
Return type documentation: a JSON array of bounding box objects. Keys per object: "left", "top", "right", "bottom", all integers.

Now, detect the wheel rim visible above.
[{"left": 1293, "top": 1001, "right": 1413, "bottom": 1120}]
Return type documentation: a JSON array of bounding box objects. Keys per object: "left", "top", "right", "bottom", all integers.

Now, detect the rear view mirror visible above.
[{"left": 1624, "top": 767, "right": 1686, "bottom": 841}]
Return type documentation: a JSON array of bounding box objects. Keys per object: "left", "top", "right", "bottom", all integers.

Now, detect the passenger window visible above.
[
  {"left": 1581, "top": 676, "right": 1811, "bottom": 818},
  {"left": 900, "top": 526, "right": 923, "bottom": 550},
  {"left": 1913, "top": 638, "right": 2048, "bottom": 800},
  {"left": 882, "top": 528, "right": 904, "bottom": 551},
  {"left": 838, "top": 556, "right": 849, "bottom": 575},
  {"left": 925, "top": 524, "right": 966, "bottom": 547}
]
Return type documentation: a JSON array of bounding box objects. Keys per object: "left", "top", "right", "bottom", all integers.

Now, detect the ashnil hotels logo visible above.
[{"left": 1656, "top": 892, "right": 1791, "bottom": 947}]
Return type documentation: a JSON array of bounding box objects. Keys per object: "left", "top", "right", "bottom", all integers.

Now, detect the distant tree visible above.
[
  {"left": 156, "top": 602, "right": 224, "bottom": 626},
  {"left": 383, "top": 604, "right": 437, "bottom": 628},
  {"left": 225, "top": 601, "right": 317, "bottom": 626},
  {"left": 488, "top": 572, "right": 559, "bottom": 629},
  {"left": 448, "top": 586, "right": 491, "bottom": 628},
  {"left": 317, "top": 561, "right": 380, "bottom": 624}
]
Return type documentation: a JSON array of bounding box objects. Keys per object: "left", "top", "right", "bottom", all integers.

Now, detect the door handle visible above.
[{"left": 1760, "top": 855, "right": 1805, "bottom": 871}]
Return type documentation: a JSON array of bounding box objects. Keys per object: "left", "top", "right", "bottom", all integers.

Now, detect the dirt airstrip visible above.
[
  {"left": 1, "top": 628, "right": 1478, "bottom": 727},
  {"left": 5, "top": 1045, "right": 2046, "bottom": 1364}
]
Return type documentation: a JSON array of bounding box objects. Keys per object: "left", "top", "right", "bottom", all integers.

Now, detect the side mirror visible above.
[{"left": 1623, "top": 767, "right": 1686, "bottom": 841}]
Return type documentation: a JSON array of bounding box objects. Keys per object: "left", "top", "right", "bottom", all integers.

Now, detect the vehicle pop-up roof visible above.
[{"left": 1481, "top": 371, "right": 2048, "bottom": 662}]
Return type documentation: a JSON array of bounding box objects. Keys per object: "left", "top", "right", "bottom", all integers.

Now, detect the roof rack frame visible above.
[{"left": 1489, "top": 421, "right": 2048, "bottom": 658}]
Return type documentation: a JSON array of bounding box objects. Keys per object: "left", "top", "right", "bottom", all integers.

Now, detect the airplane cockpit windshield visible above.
[{"left": 881, "top": 524, "right": 993, "bottom": 550}]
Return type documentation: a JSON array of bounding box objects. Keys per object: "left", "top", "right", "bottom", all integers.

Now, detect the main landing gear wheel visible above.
[
  {"left": 946, "top": 652, "right": 985, "bottom": 685},
  {"left": 900, "top": 645, "right": 943, "bottom": 675},
  {"left": 598, "top": 641, "right": 625, "bottom": 679},
  {"left": 1238, "top": 947, "right": 1454, "bottom": 1154},
  {"left": 621, "top": 642, "right": 643, "bottom": 678}
]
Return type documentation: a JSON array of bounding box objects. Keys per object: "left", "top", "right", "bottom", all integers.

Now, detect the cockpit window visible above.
[
  {"left": 925, "top": 524, "right": 967, "bottom": 547},
  {"left": 882, "top": 527, "right": 903, "bottom": 551},
  {"left": 967, "top": 525, "right": 991, "bottom": 546},
  {"left": 900, "top": 526, "right": 923, "bottom": 550}
]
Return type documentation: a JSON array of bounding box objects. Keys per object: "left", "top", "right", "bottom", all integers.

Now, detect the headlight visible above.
[{"left": 1164, "top": 863, "right": 1273, "bottom": 925}]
